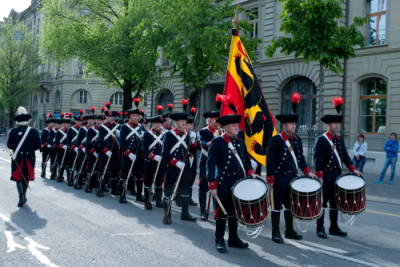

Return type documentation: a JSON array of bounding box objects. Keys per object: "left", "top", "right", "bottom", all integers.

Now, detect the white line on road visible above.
[
  {"left": 4, "top": 231, "right": 26, "bottom": 253},
  {"left": 111, "top": 233, "right": 154, "bottom": 237}
]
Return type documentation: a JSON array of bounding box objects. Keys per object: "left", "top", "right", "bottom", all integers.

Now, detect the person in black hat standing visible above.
[
  {"left": 139, "top": 113, "right": 148, "bottom": 131},
  {"left": 206, "top": 96, "right": 259, "bottom": 253},
  {"left": 198, "top": 94, "right": 222, "bottom": 220},
  {"left": 56, "top": 113, "right": 72, "bottom": 182},
  {"left": 85, "top": 109, "right": 105, "bottom": 193},
  {"left": 41, "top": 113, "right": 55, "bottom": 178},
  {"left": 185, "top": 106, "right": 199, "bottom": 207},
  {"left": 162, "top": 104, "right": 174, "bottom": 131},
  {"left": 97, "top": 103, "right": 120, "bottom": 196},
  {"left": 7, "top": 107, "right": 41, "bottom": 207},
  {"left": 141, "top": 105, "right": 166, "bottom": 208},
  {"left": 118, "top": 98, "right": 146, "bottom": 201},
  {"left": 266, "top": 93, "right": 317, "bottom": 244},
  {"left": 162, "top": 98, "right": 198, "bottom": 224},
  {"left": 49, "top": 115, "right": 63, "bottom": 180},
  {"left": 314, "top": 97, "right": 362, "bottom": 238},
  {"left": 67, "top": 110, "right": 84, "bottom": 186}
]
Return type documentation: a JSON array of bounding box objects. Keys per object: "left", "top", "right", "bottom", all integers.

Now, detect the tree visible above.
[
  {"left": 265, "top": 0, "right": 367, "bottom": 131},
  {"left": 161, "top": 0, "right": 261, "bottom": 124},
  {"left": 41, "top": 0, "right": 164, "bottom": 112},
  {"left": 0, "top": 18, "right": 45, "bottom": 128}
]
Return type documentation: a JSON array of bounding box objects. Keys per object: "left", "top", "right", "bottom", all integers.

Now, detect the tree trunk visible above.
[
  {"left": 195, "top": 87, "right": 202, "bottom": 131},
  {"left": 317, "top": 61, "right": 324, "bottom": 133},
  {"left": 122, "top": 79, "right": 133, "bottom": 116},
  {"left": 8, "top": 112, "right": 14, "bottom": 130}
]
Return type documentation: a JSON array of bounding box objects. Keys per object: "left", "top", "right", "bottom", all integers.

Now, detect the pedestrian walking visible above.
[
  {"left": 375, "top": 132, "right": 398, "bottom": 185},
  {"left": 353, "top": 134, "right": 367, "bottom": 174}
]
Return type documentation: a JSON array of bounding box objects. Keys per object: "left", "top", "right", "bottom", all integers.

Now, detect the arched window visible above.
[
  {"left": 110, "top": 92, "right": 123, "bottom": 105},
  {"left": 281, "top": 77, "right": 317, "bottom": 134},
  {"left": 77, "top": 90, "right": 88, "bottom": 104},
  {"left": 158, "top": 90, "right": 174, "bottom": 113},
  {"left": 359, "top": 78, "right": 387, "bottom": 134}
]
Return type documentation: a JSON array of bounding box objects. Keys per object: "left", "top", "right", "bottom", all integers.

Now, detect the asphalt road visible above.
[{"left": 0, "top": 151, "right": 399, "bottom": 267}]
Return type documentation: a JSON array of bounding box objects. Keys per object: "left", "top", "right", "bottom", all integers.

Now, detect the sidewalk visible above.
[{"left": 362, "top": 172, "right": 400, "bottom": 205}]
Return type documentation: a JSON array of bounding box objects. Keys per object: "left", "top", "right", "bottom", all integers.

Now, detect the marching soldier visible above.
[
  {"left": 85, "top": 110, "right": 105, "bottom": 193},
  {"left": 97, "top": 103, "right": 120, "bottom": 197},
  {"left": 162, "top": 104, "right": 174, "bottom": 131},
  {"left": 162, "top": 98, "right": 197, "bottom": 224},
  {"left": 55, "top": 113, "right": 72, "bottom": 182},
  {"left": 314, "top": 97, "right": 362, "bottom": 238},
  {"left": 67, "top": 110, "right": 84, "bottom": 186},
  {"left": 49, "top": 116, "right": 63, "bottom": 180},
  {"left": 41, "top": 113, "right": 55, "bottom": 178},
  {"left": 141, "top": 105, "right": 166, "bottom": 209},
  {"left": 266, "top": 93, "right": 317, "bottom": 244},
  {"left": 7, "top": 107, "right": 41, "bottom": 207},
  {"left": 119, "top": 98, "right": 146, "bottom": 201},
  {"left": 139, "top": 116, "right": 148, "bottom": 131},
  {"left": 206, "top": 97, "right": 259, "bottom": 253},
  {"left": 186, "top": 107, "right": 198, "bottom": 206},
  {"left": 198, "top": 94, "right": 222, "bottom": 220},
  {"left": 74, "top": 107, "right": 96, "bottom": 189}
]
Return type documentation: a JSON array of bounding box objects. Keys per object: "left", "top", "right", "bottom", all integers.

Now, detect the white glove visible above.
[
  {"left": 190, "top": 132, "right": 196, "bottom": 142},
  {"left": 154, "top": 155, "right": 162, "bottom": 162},
  {"left": 105, "top": 151, "right": 112, "bottom": 157},
  {"left": 115, "top": 130, "right": 120, "bottom": 138},
  {"left": 189, "top": 156, "right": 194, "bottom": 168},
  {"left": 47, "top": 144, "right": 51, "bottom": 148},
  {"left": 93, "top": 152, "right": 98, "bottom": 158},
  {"left": 129, "top": 153, "right": 136, "bottom": 162},
  {"left": 63, "top": 145, "right": 68, "bottom": 150},
  {"left": 82, "top": 147, "right": 86, "bottom": 153},
  {"left": 74, "top": 147, "right": 79, "bottom": 153},
  {"left": 176, "top": 161, "right": 185, "bottom": 170},
  {"left": 251, "top": 159, "right": 258, "bottom": 170}
]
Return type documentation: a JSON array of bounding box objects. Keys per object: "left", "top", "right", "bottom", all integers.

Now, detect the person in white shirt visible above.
[{"left": 353, "top": 134, "right": 367, "bottom": 174}]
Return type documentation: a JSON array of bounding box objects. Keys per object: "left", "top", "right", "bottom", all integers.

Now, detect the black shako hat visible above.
[
  {"left": 126, "top": 98, "right": 142, "bottom": 115},
  {"left": 202, "top": 93, "right": 223, "bottom": 119},
  {"left": 103, "top": 102, "right": 119, "bottom": 117},
  {"left": 216, "top": 95, "right": 242, "bottom": 126},
  {"left": 14, "top": 106, "right": 32, "bottom": 122},
  {"left": 187, "top": 106, "right": 196, "bottom": 123},
  {"left": 45, "top": 112, "right": 55, "bottom": 123},
  {"left": 170, "top": 98, "right": 189, "bottom": 121},
  {"left": 162, "top": 103, "right": 174, "bottom": 118},
  {"left": 321, "top": 97, "right": 344, "bottom": 124},
  {"left": 73, "top": 109, "right": 85, "bottom": 122},
  {"left": 148, "top": 105, "right": 165, "bottom": 123},
  {"left": 275, "top": 92, "right": 301, "bottom": 124},
  {"left": 84, "top": 106, "right": 96, "bottom": 120}
]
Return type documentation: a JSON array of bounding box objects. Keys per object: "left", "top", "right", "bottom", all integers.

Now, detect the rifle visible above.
[
  {"left": 73, "top": 152, "right": 87, "bottom": 189},
  {"left": 84, "top": 153, "right": 98, "bottom": 192},
  {"left": 119, "top": 138, "right": 142, "bottom": 202},
  {"left": 145, "top": 156, "right": 162, "bottom": 209},
  {"left": 51, "top": 148, "right": 58, "bottom": 177},
  {"left": 96, "top": 137, "right": 117, "bottom": 197},
  {"left": 205, "top": 192, "right": 212, "bottom": 221},
  {"left": 107, "top": 135, "right": 121, "bottom": 188},
  {"left": 57, "top": 146, "right": 68, "bottom": 178},
  {"left": 6, "top": 148, "right": 31, "bottom": 191},
  {"left": 68, "top": 149, "right": 80, "bottom": 184}
]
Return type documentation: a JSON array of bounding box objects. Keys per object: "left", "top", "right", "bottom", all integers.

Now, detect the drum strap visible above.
[
  {"left": 279, "top": 134, "right": 298, "bottom": 170},
  {"left": 323, "top": 134, "right": 342, "bottom": 168},
  {"left": 227, "top": 142, "right": 246, "bottom": 175}
]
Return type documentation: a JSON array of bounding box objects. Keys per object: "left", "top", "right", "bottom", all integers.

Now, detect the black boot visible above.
[
  {"left": 163, "top": 198, "right": 172, "bottom": 224},
  {"left": 228, "top": 217, "right": 249, "bottom": 248},
  {"left": 130, "top": 176, "right": 137, "bottom": 195},
  {"left": 215, "top": 218, "right": 227, "bottom": 253},
  {"left": 155, "top": 188, "right": 163, "bottom": 208},
  {"left": 118, "top": 179, "right": 127, "bottom": 203},
  {"left": 22, "top": 181, "right": 28, "bottom": 202},
  {"left": 57, "top": 167, "right": 64, "bottom": 182},
  {"left": 75, "top": 172, "right": 84, "bottom": 190},
  {"left": 316, "top": 210, "right": 327, "bottom": 238},
  {"left": 41, "top": 163, "right": 46, "bottom": 178},
  {"left": 67, "top": 169, "right": 73, "bottom": 186},
  {"left": 271, "top": 211, "right": 284, "bottom": 243},
  {"left": 175, "top": 192, "right": 182, "bottom": 207},
  {"left": 111, "top": 178, "right": 121, "bottom": 195},
  {"left": 188, "top": 188, "right": 197, "bottom": 206},
  {"left": 97, "top": 179, "right": 104, "bottom": 197},
  {"left": 329, "top": 209, "right": 348, "bottom": 236},
  {"left": 50, "top": 165, "right": 57, "bottom": 180},
  {"left": 86, "top": 173, "right": 93, "bottom": 193},
  {"left": 181, "top": 196, "right": 196, "bottom": 222},
  {"left": 16, "top": 182, "right": 26, "bottom": 207},
  {"left": 284, "top": 210, "right": 302, "bottom": 240},
  {"left": 136, "top": 180, "right": 145, "bottom": 202},
  {"left": 199, "top": 191, "right": 207, "bottom": 221},
  {"left": 144, "top": 189, "right": 152, "bottom": 210}
]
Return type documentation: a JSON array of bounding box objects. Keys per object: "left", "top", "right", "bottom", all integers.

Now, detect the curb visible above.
[{"left": 367, "top": 195, "right": 400, "bottom": 206}]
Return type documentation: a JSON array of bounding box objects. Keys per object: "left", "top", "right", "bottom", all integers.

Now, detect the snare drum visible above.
[
  {"left": 290, "top": 176, "right": 323, "bottom": 221},
  {"left": 231, "top": 177, "right": 271, "bottom": 227},
  {"left": 335, "top": 173, "right": 366, "bottom": 215}
]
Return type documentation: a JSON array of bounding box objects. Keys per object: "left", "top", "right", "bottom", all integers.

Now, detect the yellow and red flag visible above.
[{"left": 220, "top": 29, "right": 277, "bottom": 166}]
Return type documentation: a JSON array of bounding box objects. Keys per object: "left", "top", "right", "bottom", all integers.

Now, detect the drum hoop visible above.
[
  {"left": 335, "top": 181, "right": 367, "bottom": 216},
  {"left": 289, "top": 175, "right": 322, "bottom": 187},
  {"left": 335, "top": 172, "right": 366, "bottom": 184},
  {"left": 290, "top": 184, "right": 323, "bottom": 221}
]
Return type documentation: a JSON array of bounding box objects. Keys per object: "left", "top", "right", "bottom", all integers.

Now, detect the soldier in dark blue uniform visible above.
[
  {"left": 162, "top": 99, "right": 198, "bottom": 224},
  {"left": 97, "top": 103, "right": 120, "bottom": 197},
  {"left": 67, "top": 110, "right": 84, "bottom": 186},
  {"left": 85, "top": 112, "right": 105, "bottom": 193},
  {"left": 118, "top": 98, "right": 146, "bottom": 201},
  {"left": 206, "top": 98, "right": 259, "bottom": 253},
  {"left": 162, "top": 104, "right": 174, "bottom": 132},
  {"left": 55, "top": 113, "right": 72, "bottom": 182},
  {"left": 7, "top": 107, "right": 41, "bottom": 207},
  {"left": 185, "top": 107, "right": 199, "bottom": 207},
  {"left": 141, "top": 106, "right": 165, "bottom": 209},
  {"left": 266, "top": 92, "right": 317, "bottom": 244},
  {"left": 49, "top": 117, "right": 62, "bottom": 180},
  {"left": 41, "top": 113, "right": 55, "bottom": 178},
  {"left": 314, "top": 97, "right": 362, "bottom": 238},
  {"left": 139, "top": 114, "right": 148, "bottom": 131}
]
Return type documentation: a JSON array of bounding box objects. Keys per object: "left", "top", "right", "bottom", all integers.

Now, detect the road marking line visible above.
[
  {"left": 111, "top": 233, "right": 154, "bottom": 237},
  {"left": 297, "top": 240, "right": 348, "bottom": 254},
  {"left": 366, "top": 210, "right": 400, "bottom": 218},
  {"left": 4, "top": 231, "right": 26, "bottom": 253}
]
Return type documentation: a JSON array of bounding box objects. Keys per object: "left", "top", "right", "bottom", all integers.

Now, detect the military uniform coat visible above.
[
  {"left": 98, "top": 121, "right": 120, "bottom": 178},
  {"left": 142, "top": 128, "right": 165, "bottom": 188},
  {"left": 198, "top": 125, "right": 218, "bottom": 192}
]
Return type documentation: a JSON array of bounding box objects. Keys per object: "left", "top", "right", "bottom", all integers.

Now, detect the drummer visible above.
[
  {"left": 266, "top": 92, "right": 318, "bottom": 244},
  {"left": 206, "top": 96, "right": 260, "bottom": 253},
  {"left": 314, "top": 97, "right": 362, "bottom": 238}
]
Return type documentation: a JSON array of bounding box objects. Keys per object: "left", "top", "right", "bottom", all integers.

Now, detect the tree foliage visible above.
[{"left": 0, "top": 18, "right": 45, "bottom": 128}]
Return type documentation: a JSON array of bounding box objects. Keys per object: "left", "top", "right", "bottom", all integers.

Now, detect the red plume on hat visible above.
[
  {"left": 133, "top": 98, "right": 141, "bottom": 108},
  {"left": 181, "top": 98, "right": 189, "bottom": 112},
  {"left": 291, "top": 92, "right": 301, "bottom": 114},
  {"left": 224, "top": 95, "right": 237, "bottom": 114},
  {"left": 80, "top": 109, "right": 84, "bottom": 115},
  {"left": 105, "top": 102, "right": 111, "bottom": 110},
  {"left": 216, "top": 94, "right": 223, "bottom": 111},
  {"left": 118, "top": 111, "right": 122, "bottom": 116},
  {"left": 60, "top": 113, "right": 65, "bottom": 119},
  {"left": 157, "top": 105, "right": 164, "bottom": 115},
  {"left": 101, "top": 106, "right": 106, "bottom": 113},
  {"left": 47, "top": 112, "right": 53, "bottom": 118},
  {"left": 332, "top": 97, "right": 344, "bottom": 114},
  {"left": 167, "top": 103, "right": 173, "bottom": 112},
  {"left": 124, "top": 111, "right": 129, "bottom": 116},
  {"left": 190, "top": 106, "right": 196, "bottom": 117},
  {"left": 91, "top": 106, "right": 96, "bottom": 114}
]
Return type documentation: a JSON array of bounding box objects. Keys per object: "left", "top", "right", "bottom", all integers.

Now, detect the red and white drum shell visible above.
[
  {"left": 335, "top": 173, "right": 366, "bottom": 215},
  {"left": 231, "top": 177, "right": 271, "bottom": 227},
  {"left": 290, "top": 176, "right": 323, "bottom": 221}
]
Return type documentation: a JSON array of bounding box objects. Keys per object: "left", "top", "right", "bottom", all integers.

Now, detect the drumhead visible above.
[
  {"left": 291, "top": 178, "right": 321, "bottom": 193},
  {"left": 337, "top": 175, "right": 365, "bottom": 190},
  {"left": 233, "top": 179, "right": 267, "bottom": 201}
]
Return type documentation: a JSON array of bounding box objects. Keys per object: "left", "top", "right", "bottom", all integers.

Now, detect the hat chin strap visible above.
[{"left": 18, "top": 119, "right": 30, "bottom": 125}]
